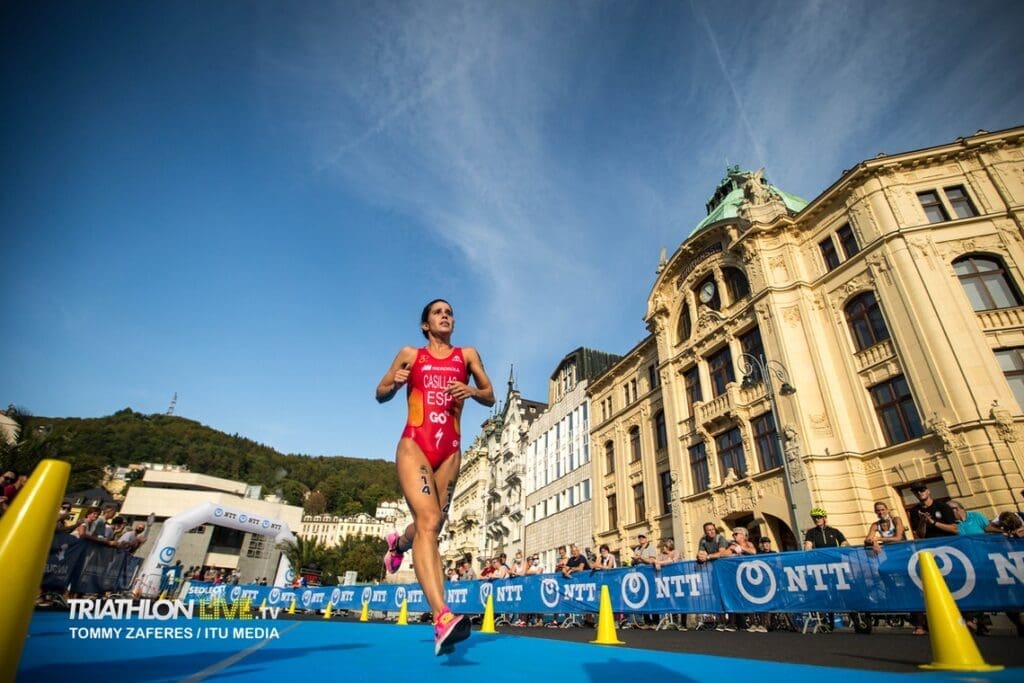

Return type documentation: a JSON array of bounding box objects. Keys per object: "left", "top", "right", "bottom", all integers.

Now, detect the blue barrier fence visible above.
[
  {"left": 180, "top": 535, "right": 1024, "bottom": 614},
  {"left": 43, "top": 532, "right": 142, "bottom": 594}
]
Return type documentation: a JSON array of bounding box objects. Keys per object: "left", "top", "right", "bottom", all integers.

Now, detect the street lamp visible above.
[{"left": 738, "top": 353, "right": 804, "bottom": 544}]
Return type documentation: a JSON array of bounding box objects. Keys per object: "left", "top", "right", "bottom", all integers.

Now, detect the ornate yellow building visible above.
[{"left": 591, "top": 126, "right": 1024, "bottom": 559}]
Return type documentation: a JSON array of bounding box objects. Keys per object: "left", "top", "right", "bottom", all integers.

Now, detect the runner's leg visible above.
[{"left": 395, "top": 438, "right": 460, "bottom": 617}]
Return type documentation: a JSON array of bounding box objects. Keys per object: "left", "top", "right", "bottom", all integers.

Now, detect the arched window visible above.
[
  {"left": 678, "top": 302, "right": 692, "bottom": 343},
  {"left": 723, "top": 267, "right": 750, "bottom": 303},
  {"left": 845, "top": 291, "right": 891, "bottom": 352},
  {"left": 629, "top": 426, "right": 641, "bottom": 462},
  {"left": 953, "top": 254, "right": 1023, "bottom": 311}
]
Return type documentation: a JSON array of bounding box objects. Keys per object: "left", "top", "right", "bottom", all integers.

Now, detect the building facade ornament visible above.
[
  {"left": 809, "top": 413, "right": 834, "bottom": 437},
  {"left": 927, "top": 413, "right": 964, "bottom": 455},
  {"left": 783, "top": 423, "right": 806, "bottom": 484},
  {"left": 990, "top": 400, "right": 1019, "bottom": 443}
]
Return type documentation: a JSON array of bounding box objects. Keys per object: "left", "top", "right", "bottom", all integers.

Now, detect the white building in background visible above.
[
  {"left": 300, "top": 499, "right": 411, "bottom": 547},
  {"left": 524, "top": 348, "right": 620, "bottom": 570},
  {"left": 441, "top": 434, "right": 489, "bottom": 569},
  {"left": 300, "top": 499, "right": 414, "bottom": 581},
  {"left": 444, "top": 369, "right": 545, "bottom": 571},
  {"left": 120, "top": 469, "right": 303, "bottom": 583}
]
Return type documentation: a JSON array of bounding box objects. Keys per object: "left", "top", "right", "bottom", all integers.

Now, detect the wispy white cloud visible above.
[
  {"left": 272, "top": 3, "right": 625, "bottom": 381},
  {"left": 264, "top": 0, "right": 1024, "bottom": 408},
  {"left": 684, "top": 1, "right": 1024, "bottom": 198}
]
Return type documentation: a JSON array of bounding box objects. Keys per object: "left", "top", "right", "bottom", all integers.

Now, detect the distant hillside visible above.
[{"left": 8, "top": 408, "right": 401, "bottom": 514}]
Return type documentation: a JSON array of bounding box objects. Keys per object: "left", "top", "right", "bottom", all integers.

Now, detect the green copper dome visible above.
[{"left": 690, "top": 166, "right": 808, "bottom": 236}]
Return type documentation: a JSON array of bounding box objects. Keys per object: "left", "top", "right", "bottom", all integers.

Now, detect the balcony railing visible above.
[
  {"left": 854, "top": 339, "right": 896, "bottom": 372},
  {"left": 977, "top": 306, "right": 1024, "bottom": 332},
  {"left": 695, "top": 384, "right": 741, "bottom": 427}
]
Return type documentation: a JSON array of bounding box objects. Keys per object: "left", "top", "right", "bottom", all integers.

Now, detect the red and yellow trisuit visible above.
[{"left": 402, "top": 346, "right": 467, "bottom": 469}]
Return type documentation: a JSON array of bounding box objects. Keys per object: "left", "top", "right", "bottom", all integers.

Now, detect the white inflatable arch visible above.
[{"left": 135, "top": 501, "right": 297, "bottom": 597}]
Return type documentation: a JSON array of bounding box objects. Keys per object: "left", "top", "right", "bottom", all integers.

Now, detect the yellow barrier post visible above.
[
  {"left": 917, "top": 551, "right": 1002, "bottom": 671},
  {"left": 359, "top": 600, "right": 369, "bottom": 622},
  {"left": 0, "top": 459, "right": 71, "bottom": 683},
  {"left": 287, "top": 597, "right": 297, "bottom": 615}
]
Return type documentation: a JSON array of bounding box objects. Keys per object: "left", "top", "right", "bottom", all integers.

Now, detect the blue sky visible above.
[{"left": 3, "top": 1, "right": 1023, "bottom": 461}]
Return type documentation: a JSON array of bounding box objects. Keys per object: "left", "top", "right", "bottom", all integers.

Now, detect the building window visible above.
[
  {"left": 944, "top": 185, "right": 978, "bottom": 219},
  {"left": 689, "top": 442, "right": 710, "bottom": 493},
  {"left": 679, "top": 303, "right": 692, "bottom": 342},
  {"left": 837, "top": 223, "right": 860, "bottom": 258},
  {"left": 870, "top": 374, "right": 924, "bottom": 445},
  {"left": 918, "top": 190, "right": 950, "bottom": 223},
  {"left": 631, "top": 378, "right": 638, "bottom": 402},
  {"left": 246, "top": 535, "right": 268, "bottom": 559},
  {"left": 739, "top": 326, "right": 765, "bottom": 382},
  {"left": 209, "top": 526, "right": 245, "bottom": 555},
  {"left": 659, "top": 470, "right": 672, "bottom": 515},
  {"left": 845, "top": 291, "right": 891, "bottom": 351},
  {"left": 707, "top": 345, "right": 735, "bottom": 397},
  {"left": 723, "top": 267, "right": 750, "bottom": 303},
  {"left": 648, "top": 364, "right": 659, "bottom": 390},
  {"left": 653, "top": 410, "right": 668, "bottom": 451},
  {"left": 751, "top": 412, "right": 783, "bottom": 472},
  {"left": 820, "top": 236, "right": 841, "bottom": 271},
  {"left": 995, "top": 348, "right": 1024, "bottom": 411},
  {"left": 629, "top": 426, "right": 641, "bottom": 462},
  {"left": 632, "top": 482, "right": 646, "bottom": 522},
  {"left": 953, "top": 254, "right": 1023, "bottom": 311},
  {"left": 684, "top": 366, "right": 703, "bottom": 410},
  {"left": 607, "top": 494, "right": 617, "bottom": 530},
  {"left": 604, "top": 440, "right": 615, "bottom": 474},
  {"left": 715, "top": 426, "right": 747, "bottom": 479}
]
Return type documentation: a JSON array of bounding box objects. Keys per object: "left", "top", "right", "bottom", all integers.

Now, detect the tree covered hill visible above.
[{"left": 7, "top": 407, "right": 401, "bottom": 514}]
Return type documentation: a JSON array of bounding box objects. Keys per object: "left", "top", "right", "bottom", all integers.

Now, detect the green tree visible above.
[
  {"left": 277, "top": 536, "right": 331, "bottom": 576},
  {"left": 334, "top": 534, "right": 389, "bottom": 582},
  {"left": 0, "top": 409, "right": 106, "bottom": 491},
  {"left": 278, "top": 479, "right": 308, "bottom": 506}
]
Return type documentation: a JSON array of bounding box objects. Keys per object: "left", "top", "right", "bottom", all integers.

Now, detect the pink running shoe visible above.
[
  {"left": 383, "top": 532, "right": 404, "bottom": 574},
  {"left": 434, "top": 606, "right": 470, "bottom": 656}
]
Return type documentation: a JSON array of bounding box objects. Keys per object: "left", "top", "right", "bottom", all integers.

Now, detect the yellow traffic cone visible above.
[
  {"left": 396, "top": 599, "right": 408, "bottom": 626},
  {"left": 287, "top": 597, "right": 296, "bottom": 615},
  {"left": 258, "top": 598, "right": 267, "bottom": 613},
  {"left": 590, "top": 585, "right": 624, "bottom": 646},
  {"left": 158, "top": 590, "right": 167, "bottom": 600},
  {"left": 917, "top": 551, "right": 1002, "bottom": 671},
  {"left": 0, "top": 459, "right": 71, "bottom": 683},
  {"left": 359, "top": 600, "right": 369, "bottom": 622},
  {"left": 323, "top": 601, "right": 332, "bottom": 619},
  {"left": 480, "top": 595, "right": 497, "bottom": 634}
]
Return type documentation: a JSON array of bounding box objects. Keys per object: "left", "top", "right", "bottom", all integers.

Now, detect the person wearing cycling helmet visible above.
[{"left": 803, "top": 507, "right": 849, "bottom": 550}]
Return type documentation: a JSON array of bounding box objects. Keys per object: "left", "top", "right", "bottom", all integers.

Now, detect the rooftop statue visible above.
[{"left": 742, "top": 167, "right": 774, "bottom": 205}]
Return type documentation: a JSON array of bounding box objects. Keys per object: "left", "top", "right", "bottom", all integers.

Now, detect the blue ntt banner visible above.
[{"left": 181, "top": 535, "right": 1023, "bottom": 614}]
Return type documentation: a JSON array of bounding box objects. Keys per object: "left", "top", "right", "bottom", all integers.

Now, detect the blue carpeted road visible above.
[{"left": 18, "top": 611, "right": 1021, "bottom": 683}]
